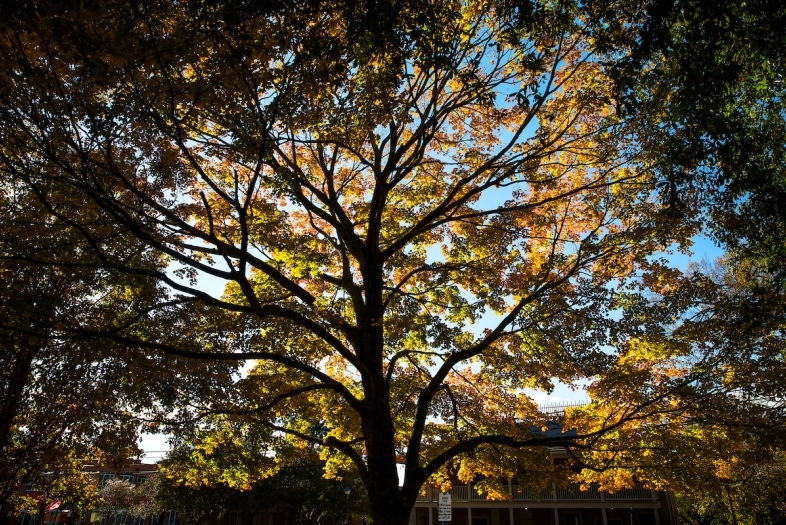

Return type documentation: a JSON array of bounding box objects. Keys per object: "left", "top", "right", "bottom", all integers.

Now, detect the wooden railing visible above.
[
  {"left": 605, "top": 484, "right": 654, "bottom": 500},
  {"left": 554, "top": 484, "right": 602, "bottom": 501},
  {"left": 417, "top": 483, "right": 656, "bottom": 503},
  {"left": 510, "top": 487, "right": 554, "bottom": 501}
]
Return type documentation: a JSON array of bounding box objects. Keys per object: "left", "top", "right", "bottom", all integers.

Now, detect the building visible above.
[
  {"left": 409, "top": 418, "right": 678, "bottom": 525},
  {"left": 410, "top": 476, "right": 678, "bottom": 525},
  {"left": 6, "top": 460, "right": 158, "bottom": 525}
]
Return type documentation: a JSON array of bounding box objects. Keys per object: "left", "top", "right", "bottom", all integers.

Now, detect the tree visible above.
[
  {"left": 576, "top": 12, "right": 786, "bottom": 465},
  {"left": 578, "top": 0, "right": 786, "bottom": 501},
  {"left": 1, "top": 128, "right": 247, "bottom": 514},
  {"left": 0, "top": 1, "right": 777, "bottom": 523},
  {"left": 674, "top": 450, "right": 786, "bottom": 525},
  {"left": 135, "top": 445, "right": 369, "bottom": 525},
  {"left": 612, "top": 0, "right": 786, "bottom": 279},
  {"left": 561, "top": 253, "right": 786, "bottom": 496},
  {"left": 131, "top": 473, "right": 236, "bottom": 525},
  {"left": 0, "top": 182, "right": 151, "bottom": 511},
  {"left": 98, "top": 479, "right": 137, "bottom": 518}
]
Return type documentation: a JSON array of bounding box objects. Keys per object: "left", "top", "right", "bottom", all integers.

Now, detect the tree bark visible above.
[
  {"left": 361, "top": 394, "right": 412, "bottom": 525},
  {"left": 359, "top": 261, "right": 414, "bottom": 525}
]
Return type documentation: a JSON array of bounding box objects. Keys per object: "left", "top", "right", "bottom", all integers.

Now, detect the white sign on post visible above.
[{"left": 437, "top": 492, "right": 452, "bottom": 522}]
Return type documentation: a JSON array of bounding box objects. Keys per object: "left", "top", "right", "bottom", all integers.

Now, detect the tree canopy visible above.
[
  {"left": 0, "top": 179, "right": 150, "bottom": 510},
  {"left": 137, "top": 445, "right": 369, "bottom": 525},
  {"left": 1, "top": 1, "right": 784, "bottom": 523}
]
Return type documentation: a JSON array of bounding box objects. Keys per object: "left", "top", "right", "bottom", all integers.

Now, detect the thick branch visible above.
[{"left": 104, "top": 335, "right": 364, "bottom": 413}]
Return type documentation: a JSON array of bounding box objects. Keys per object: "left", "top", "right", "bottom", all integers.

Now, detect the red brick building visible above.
[{"left": 4, "top": 461, "right": 157, "bottom": 525}]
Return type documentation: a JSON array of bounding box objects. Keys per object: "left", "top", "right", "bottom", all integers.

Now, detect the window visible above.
[
  {"left": 120, "top": 474, "right": 134, "bottom": 483},
  {"left": 100, "top": 473, "right": 114, "bottom": 488},
  {"left": 636, "top": 512, "right": 657, "bottom": 525},
  {"left": 514, "top": 510, "right": 534, "bottom": 525},
  {"left": 564, "top": 513, "right": 581, "bottom": 525}
]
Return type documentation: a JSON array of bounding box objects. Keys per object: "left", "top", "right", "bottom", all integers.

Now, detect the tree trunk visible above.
[
  {"left": 361, "top": 391, "right": 414, "bottom": 525},
  {"left": 358, "top": 264, "right": 415, "bottom": 525},
  {"left": 368, "top": 495, "right": 412, "bottom": 525}
]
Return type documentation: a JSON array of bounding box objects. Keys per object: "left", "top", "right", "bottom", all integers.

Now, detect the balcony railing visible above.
[
  {"left": 554, "top": 484, "right": 602, "bottom": 501},
  {"left": 605, "top": 484, "right": 654, "bottom": 500},
  {"left": 416, "top": 483, "right": 655, "bottom": 503},
  {"left": 510, "top": 487, "right": 554, "bottom": 501}
]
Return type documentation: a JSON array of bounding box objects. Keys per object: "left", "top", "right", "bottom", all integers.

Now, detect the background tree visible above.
[
  {"left": 1, "top": 1, "right": 780, "bottom": 524},
  {"left": 614, "top": 0, "right": 786, "bottom": 305},
  {"left": 131, "top": 473, "right": 235, "bottom": 525},
  {"left": 0, "top": 182, "right": 150, "bottom": 511},
  {"left": 674, "top": 450, "right": 786, "bottom": 525},
  {"left": 98, "top": 479, "right": 136, "bottom": 518},
  {"left": 136, "top": 441, "right": 369, "bottom": 525},
  {"left": 562, "top": 254, "right": 786, "bottom": 498},
  {"left": 551, "top": 0, "right": 786, "bottom": 496},
  {"left": 1, "top": 140, "right": 248, "bottom": 514}
]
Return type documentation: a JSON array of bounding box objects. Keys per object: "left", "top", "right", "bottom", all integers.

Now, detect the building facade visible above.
[
  {"left": 410, "top": 482, "right": 678, "bottom": 525},
  {"left": 5, "top": 461, "right": 158, "bottom": 525}
]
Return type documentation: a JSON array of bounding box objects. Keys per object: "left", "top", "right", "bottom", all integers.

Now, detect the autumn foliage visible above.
[{"left": 0, "top": 1, "right": 784, "bottom": 524}]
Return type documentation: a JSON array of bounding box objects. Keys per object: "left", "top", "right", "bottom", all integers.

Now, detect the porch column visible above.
[
  {"left": 554, "top": 509, "right": 559, "bottom": 525},
  {"left": 602, "top": 509, "right": 608, "bottom": 525}
]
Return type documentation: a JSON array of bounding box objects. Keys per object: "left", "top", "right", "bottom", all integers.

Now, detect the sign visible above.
[
  {"left": 437, "top": 492, "right": 452, "bottom": 522},
  {"left": 45, "top": 500, "right": 61, "bottom": 511}
]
